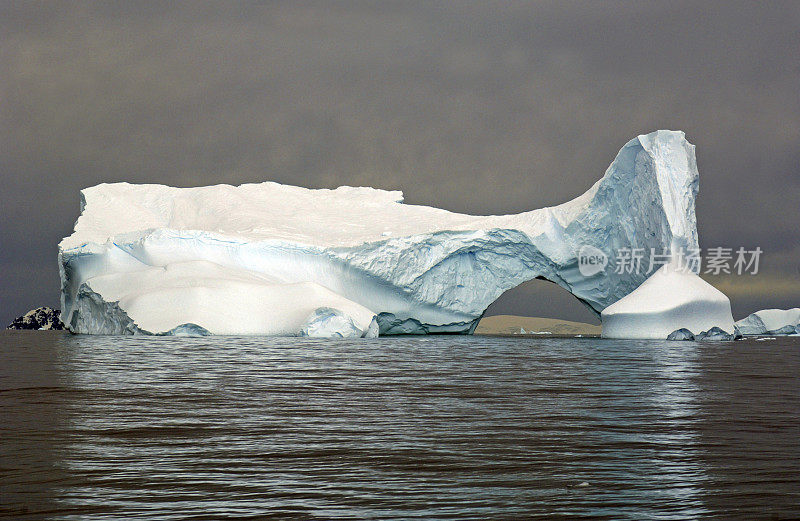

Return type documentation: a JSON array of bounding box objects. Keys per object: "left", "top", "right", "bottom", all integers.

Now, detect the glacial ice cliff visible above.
[{"left": 59, "top": 130, "right": 701, "bottom": 336}]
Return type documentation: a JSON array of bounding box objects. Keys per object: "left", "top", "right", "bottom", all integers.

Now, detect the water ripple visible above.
[{"left": 1, "top": 331, "right": 798, "bottom": 520}]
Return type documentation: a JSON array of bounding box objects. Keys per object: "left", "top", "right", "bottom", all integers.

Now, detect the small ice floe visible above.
[
  {"left": 567, "top": 481, "right": 591, "bottom": 488},
  {"left": 756, "top": 337, "right": 776, "bottom": 341}
]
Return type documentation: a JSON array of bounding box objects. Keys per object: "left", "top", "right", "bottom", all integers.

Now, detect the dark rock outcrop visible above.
[{"left": 7, "top": 307, "right": 65, "bottom": 330}]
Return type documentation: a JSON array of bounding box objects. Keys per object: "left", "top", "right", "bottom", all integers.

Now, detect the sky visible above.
[{"left": 1, "top": 1, "right": 799, "bottom": 326}]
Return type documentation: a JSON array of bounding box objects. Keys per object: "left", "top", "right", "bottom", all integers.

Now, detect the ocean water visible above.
[{"left": 1, "top": 331, "right": 798, "bottom": 520}]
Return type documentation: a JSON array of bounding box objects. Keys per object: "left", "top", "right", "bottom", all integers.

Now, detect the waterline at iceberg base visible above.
[{"left": 59, "top": 130, "right": 722, "bottom": 337}]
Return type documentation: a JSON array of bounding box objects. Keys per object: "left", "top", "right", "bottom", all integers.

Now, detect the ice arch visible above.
[
  {"left": 482, "top": 277, "right": 602, "bottom": 326},
  {"left": 59, "top": 130, "right": 699, "bottom": 335}
]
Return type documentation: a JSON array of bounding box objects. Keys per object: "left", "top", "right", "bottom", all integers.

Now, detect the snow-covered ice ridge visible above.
[{"left": 59, "top": 130, "right": 700, "bottom": 336}]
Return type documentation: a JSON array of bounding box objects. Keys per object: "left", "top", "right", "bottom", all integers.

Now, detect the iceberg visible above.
[
  {"left": 735, "top": 308, "right": 800, "bottom": 335},
  {"left": 59, "top": 130, "right": 702, "bottom": 336},
  {"left": 601, "top": 262, "right": 736, "bottom": 339}
]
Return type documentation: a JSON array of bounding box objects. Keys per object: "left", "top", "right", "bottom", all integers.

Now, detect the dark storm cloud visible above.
[{"left": 1, "top": 1, "right": 798, "bottom": 324}]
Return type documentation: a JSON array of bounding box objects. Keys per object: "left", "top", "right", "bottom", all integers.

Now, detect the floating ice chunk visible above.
[
  {"left": 300, "top": 307, "right": 378, "bottom": 338},
  {"left": 695, "top": 327, "right": 735, "bottom": 341},
  {"left": 769, "top": 325, "right": 797, "bottom": 335},
  {"left": 735, "top": 308, "right": 800, "bottom": 336},
  {"left": 666, "top": 328, "right": 695, "bottom": 341},
  {"left": 158, "top": 323, "right": 211, "bottom": 337}
]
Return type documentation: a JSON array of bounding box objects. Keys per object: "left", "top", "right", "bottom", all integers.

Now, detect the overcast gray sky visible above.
[{"left": 1, "top": 1, "right": 798, "bottom": 326}]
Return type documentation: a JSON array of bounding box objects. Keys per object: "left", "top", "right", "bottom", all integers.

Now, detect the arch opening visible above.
[{"left": 476, "top": 278, "right": 601, "bottom": 336}]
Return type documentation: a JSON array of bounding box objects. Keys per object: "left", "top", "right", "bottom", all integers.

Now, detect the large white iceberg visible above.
[
  {"left": 736, "top": 308, "right": 800, "bottom": 335},
  {"left": 601, "top": 262, "right": 736, "bottom": 339},
  {"left": 59, "top": 130, "right": 702, "bottom": 336}
]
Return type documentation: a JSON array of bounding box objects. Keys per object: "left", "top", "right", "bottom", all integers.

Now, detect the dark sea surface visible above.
[{"left": 1, "top": 330, "right": 798, "bottom": 520}]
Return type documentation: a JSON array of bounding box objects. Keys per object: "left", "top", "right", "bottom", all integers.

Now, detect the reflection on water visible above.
[
  {"left": 1, "top": 331, "right": 798, "bottom": 520},
  {"left": 649, "top": 345, "right": 706, "bottom": 518}
]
